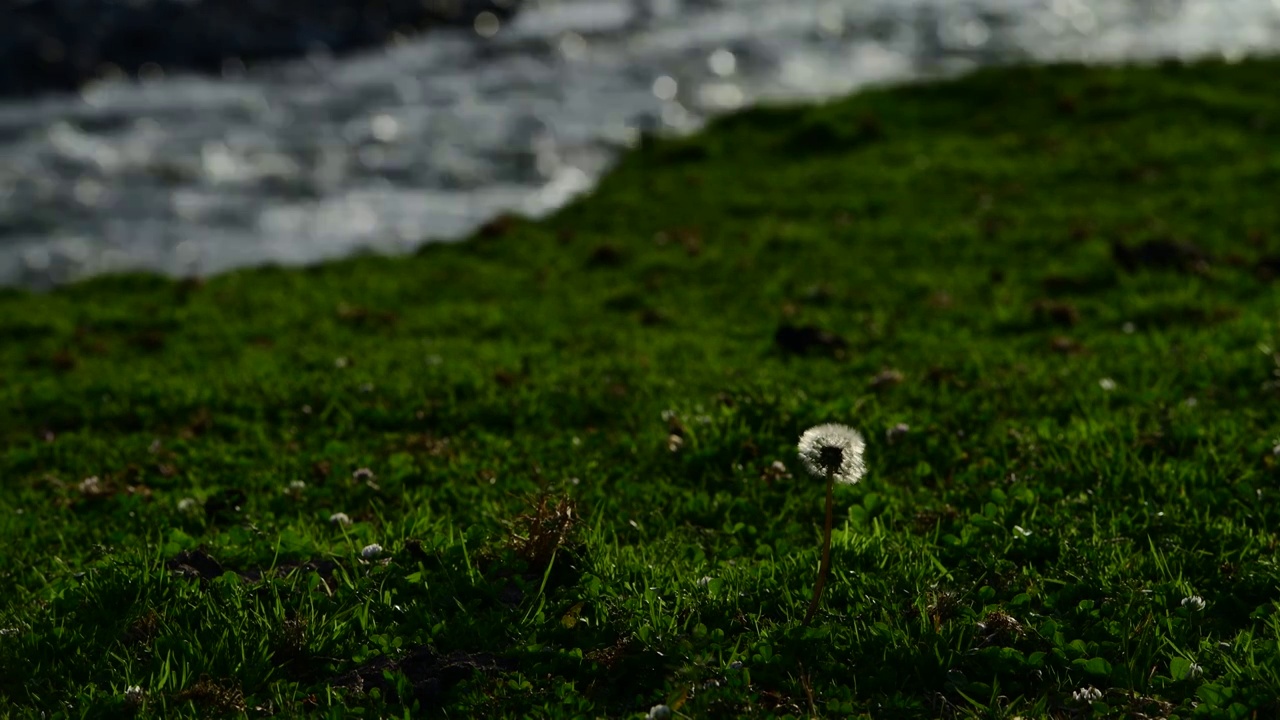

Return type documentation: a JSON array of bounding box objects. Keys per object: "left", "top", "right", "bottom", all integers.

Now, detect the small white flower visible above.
[
  {"left": 1181, "top": 595, "right": 1206, "bottom": 611},
  {"left": 78, "top": 476, "right": 103, "bottom": 494},
  {"left": 647, "top": 705, "right": 672, "bottom": 720},
  {"left": 697, "top": 576, "right": 712, "bottom": 588},
  {"left": 329, "top": 512, "right": 352, "bottom": 527},
  {"left": 334, "top": 356, "right": 349, "bottom": 368},
  {"left": 1072, "top": 686, "right": 1102, "bottom": 702},
  {"left": 1185, "top": 662, "right": 1204, "bottom": 679},
  {"left": 361, "top": 543, "right": 383, "bottom": 559},
  {"left": 352, "top": 468, "right": 375, "bottom": 482},
  {"left": 667, "top": 434, "right": 684, "bottom": 452},
  {"left": 123, "top": 685, "right": 145, "bottom": 705},
  {"left": 1122, "top": 321, "right": 1135, "bottom": 334},
  {"left": 288, "top": 480, "right": 306, "bottom": 492},
  {"left": 885, "top": 422, "right": 910, "bottom": 444},
  {"left": 798, "top": 423, "right": 866, "bottom": 484},
  {"left": 176, "top": 497, "right": 198, "bottom": 512},
  {"left": 1099, "top": 378, "right": 1117, "bottom": 392}
]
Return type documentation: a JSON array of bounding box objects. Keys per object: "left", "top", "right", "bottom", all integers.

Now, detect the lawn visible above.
[{"left": 2, "top": 57, "right": 1280, "bottom": 718}]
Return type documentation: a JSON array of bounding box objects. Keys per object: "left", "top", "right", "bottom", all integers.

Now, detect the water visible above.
[{"left": 1, "top": 0, "right": 1277, "bottom": 288}]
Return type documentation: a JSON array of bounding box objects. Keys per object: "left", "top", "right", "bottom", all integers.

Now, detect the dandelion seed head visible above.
[
  {"left": 361, "top": 543, "right": 383, "bottom": 559},
  {"left": 798, "top": 423, "right": 866, "bottom": 484}
]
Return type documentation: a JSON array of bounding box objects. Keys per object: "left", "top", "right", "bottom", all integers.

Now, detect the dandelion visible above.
[
  {"left": 361, "top": 543, "right": 383, "bottom": 560},
  {"left": 797, "top": 423, "right": 866, "bottom": 625},
  {"left": 647, "top": 705, "right": 672, "bottom": 720},
  {"left": 1181, "top": 595, "right": 1206, "bottom": 611},
  {"left": 329, "top": 512, "right": 352, "bottom": 527},
  {"left": 1072, "top": 686, "right": 1102, "bottom": 702}
]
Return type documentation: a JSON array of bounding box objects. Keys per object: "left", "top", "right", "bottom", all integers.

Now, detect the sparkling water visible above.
[{"left": 1, "top": 0, "right": 1277, "bottom": 287}]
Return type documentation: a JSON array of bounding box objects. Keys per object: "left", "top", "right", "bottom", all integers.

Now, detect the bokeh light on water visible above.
[{"left": 1, "top": 0, "right": 1278, "bottom": 287}]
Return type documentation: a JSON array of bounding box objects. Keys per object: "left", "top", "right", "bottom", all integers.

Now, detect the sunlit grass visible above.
[{"left": 3, "top": 57, "right": 1280, "bottom": 718}]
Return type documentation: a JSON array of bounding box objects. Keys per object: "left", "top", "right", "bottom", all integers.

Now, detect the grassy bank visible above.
[{"left": 3, "top": 57, "right": 1280, "bottom": 718}]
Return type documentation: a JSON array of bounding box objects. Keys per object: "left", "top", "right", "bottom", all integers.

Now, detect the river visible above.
[{"left": 1, "top": 0, "right": 1277, "bottom": 287}]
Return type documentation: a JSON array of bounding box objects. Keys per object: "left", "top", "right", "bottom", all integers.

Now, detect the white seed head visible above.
[
  {"left": 1181, "top": 595, "right": 1206, "bottom": 611},
  {"left": 329, "top": 512, "right": 352, "bottom": 527},
  {"left": 798, "top": 423, "right": 866, "bottom": 484},
  {"left": 361, "top": 543, "right": 383, "bottom": 559}
]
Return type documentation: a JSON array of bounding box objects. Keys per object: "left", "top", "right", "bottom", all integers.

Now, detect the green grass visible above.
[{"left": 3, "top": 57, "right": 1280, "bottom": 719}]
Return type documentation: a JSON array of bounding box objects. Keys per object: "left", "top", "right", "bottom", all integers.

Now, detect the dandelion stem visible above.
[{"left": 804, "top": 468, "right": 836, "bottom": 625}]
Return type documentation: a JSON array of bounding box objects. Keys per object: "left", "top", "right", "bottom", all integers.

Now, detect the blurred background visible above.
[{"left": 1, "top": 0, "right": 1277, "bottom": 288}]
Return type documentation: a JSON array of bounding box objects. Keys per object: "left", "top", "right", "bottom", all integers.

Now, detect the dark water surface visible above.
[{"left": 1, "top": 0, "right": 1277, "bottom": 287}]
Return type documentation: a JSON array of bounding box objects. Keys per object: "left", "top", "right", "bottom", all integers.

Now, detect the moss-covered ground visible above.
[{"left": 4, "top": 57, "right": 1280, "bottom": 718}]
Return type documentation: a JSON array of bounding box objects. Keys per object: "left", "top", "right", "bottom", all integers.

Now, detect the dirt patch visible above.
[
  {"left": 774, "top": 323, "right": 847, "bottom": 357},
  {"left": 330, "top": 646, "right": 512, "bottom": 706},
  {"left": 166, "top": 549, "right": 227, "bottom": 581},
  {"left": 1111, "top": 239, "right": 1209, "bottom": 274},
  {"left": 174, "top": 676, "right": 245, "bottom": 714},
  {"left": 166, "top": 548, "right": 340, "bottom": 588},
  {"left": 1031, "top": 299, "right": 1080, "bottom": 327}
]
